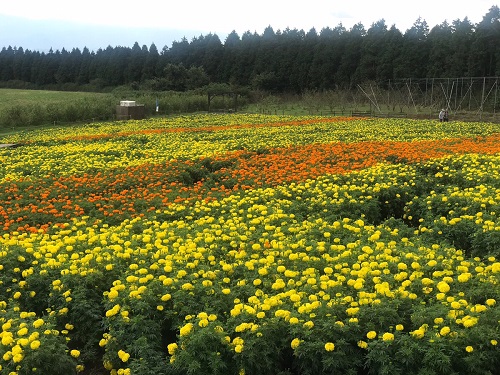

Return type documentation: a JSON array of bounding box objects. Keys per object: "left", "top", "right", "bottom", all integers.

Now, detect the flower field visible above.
[{"left": 0, "top": 114, "right": 499, "bottom": 375}]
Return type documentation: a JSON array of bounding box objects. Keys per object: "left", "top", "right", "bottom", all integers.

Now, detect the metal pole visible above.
[
  {"left": 494, "top": 78, "right": 498, "bottom": 115},
  {"left": 430, "top": 78, "right": 434, "bottom": 110},
  {"left": 424, "top": 78, "right": 428, "bottom": 107},
  {"left": 480, "top": 76, "right": 486, "bottom": 119},
  {"left": 469, "top": 77, "right": 472, "bottom": 111}
]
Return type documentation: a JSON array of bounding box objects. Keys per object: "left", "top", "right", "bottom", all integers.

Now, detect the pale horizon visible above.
[{"left": 1, "top": 0, "right": 497, "bottom": 52}]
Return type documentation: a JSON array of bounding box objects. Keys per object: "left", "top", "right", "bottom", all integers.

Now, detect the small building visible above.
[{"left": 116, "top": 100, "right": 145, "bottom": 120}]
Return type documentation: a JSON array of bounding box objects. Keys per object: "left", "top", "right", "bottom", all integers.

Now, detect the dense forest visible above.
[{"left": 1, "top": 6, "right": 499, "bottom": 94}]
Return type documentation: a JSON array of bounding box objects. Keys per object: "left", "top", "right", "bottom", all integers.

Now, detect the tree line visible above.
[{"left": 1, "top": 6, "right": 499, "bottom": 93}]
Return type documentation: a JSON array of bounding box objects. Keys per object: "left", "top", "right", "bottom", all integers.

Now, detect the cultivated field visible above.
[{"left": 0, "top": 114, "right": 499, "bottom": 375}]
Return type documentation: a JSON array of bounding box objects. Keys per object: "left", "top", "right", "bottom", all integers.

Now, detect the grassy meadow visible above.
[
  {"left": 0, "top": 112, "right": 500, "bottom": 375},
  {"left": 1, "top": 88, "right": 498, "bottom": 133},
  {"left": 0, "top": 89, "right": 110, "bottom": 110}
]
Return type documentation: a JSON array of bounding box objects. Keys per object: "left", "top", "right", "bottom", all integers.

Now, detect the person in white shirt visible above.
[{"left": 439, "top": 109, "right": 445, "bottom": 122}]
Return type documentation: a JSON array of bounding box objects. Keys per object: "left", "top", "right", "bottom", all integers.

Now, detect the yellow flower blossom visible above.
[
  {"left": 179, "top": 323, "right": 193, "bottom": 337},
  {"left": 118, "top": 350, "right": 130, "bottom": 362},
  {"left": 324, "top": 342, "right": 335, "bottom": 351},
  {"left": 167, "top": 343, "right": 178, "bottom": 355},
  {"left": 382, "top": 332, "right": 394, "bottom": 341}
]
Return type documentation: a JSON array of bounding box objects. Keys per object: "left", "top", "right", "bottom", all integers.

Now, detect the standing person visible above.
[
  {"left": 439, "top": 109, "right": 445, "bottom": 122},
  {"left": 444, "top": 109, "right": 449, "bottom": 122}
]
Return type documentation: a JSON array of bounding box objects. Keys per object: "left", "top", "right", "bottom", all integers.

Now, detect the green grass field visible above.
[
  {"left": 0, "top": 88, "right": 497, "bottom": 131},
  {"left": 0, "top": 88, "right": 110, "bottom": 111}
]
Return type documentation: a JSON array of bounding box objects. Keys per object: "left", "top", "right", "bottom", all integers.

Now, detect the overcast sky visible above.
[{"left": 1, "top": 0, "right": 497, "bottom": 52}]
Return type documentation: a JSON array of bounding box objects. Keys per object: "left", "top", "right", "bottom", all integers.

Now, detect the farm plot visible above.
[{"left": 0, "top": 114, "right": 499, "bottom": 375}]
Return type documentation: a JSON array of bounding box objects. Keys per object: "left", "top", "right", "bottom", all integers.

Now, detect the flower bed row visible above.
[{"left": 0, "top": 114, "right": 499, "bottom": 375}]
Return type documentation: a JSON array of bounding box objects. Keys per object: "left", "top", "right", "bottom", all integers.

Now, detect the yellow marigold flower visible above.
[
  {"left": 179, "top": 323, "right": 193, "bottom": 337},
  {"left": 382, "top": 332, "right": 394, "bottom": 341},
  {"left": 12, "top": 345, "right": 22, "bottom": 355},
  {"left": 167, "top": 343, "right": 178, "bottom": 355},
  {"left": 457, "top": 273, "right": 471, "bottom": 282},
  {"left": 232, "top": 337, "right": 244, "bottom": 346},
  {"left": 104, "top": 361, "right": 113, "bottom": 370},
  {"left": 437, "top": 281, "right": 450, "bottom": 293},
  {"left": 346, "top": 307, "right": 359, "bottom": 316},
  {"left": 358, "top": 340, "right": 368, "bottom": 349},
  {"left": 1, "top": 334, "right": 14, "bottom": 346},
  {"left": 470, "top": 304, "right": 488, "bottom": 312},
  {"left": 70, "top": 350, "right": 80, "bottom": 358},
  {"left": 28, "top": 332, "right": 39, "bottom": 342},
  {"left": 303, "top": 321, "right": 314, "bottom": 329},
  {"left": 118, "top": 349, "right": 130, "bottom": 362},
  {"left": 486, "top": 299, "right": 496, "bottom": 306},
  {"left": 411, "top": 329, "right": 425, "bottom": 339},
  {"left": 396, "top": 324, "right": 404, "bottom": 331},
  {"left": 491, "top": 340, "right": 497, "bottom": 346},
  {"left": 161, "top": 294, "right": 171, "bottom": 302},
  {"left": 421, "top": 278, "right": 433, "bottom": 286},
  {"left": 108, "top": 290, "right": 119, "bottom": 300},
  {"left": 222, "top": 288, "right": 231, "bottom": 295},
  {"left": 490, "top": 262, "right": 500, "bottom": 273},
  {"left": 202, "top": 280, "right": 212, "bottom": 287},
  {"left": 324, "top": 342, "right": 335, "bottom": 351},
  {"left": 105, "top": 304, "right": 121, "bottom": 317},
  {"left": 366, "top": 331, "right": 377, "bottom": 340},
  {"left": 234, "top": 344, "right": 244, "bottom": 353},
  {"left": 465, "top": 346, "right": 473, "bottom": 353},
  {"left": 235, "top": 323, "right": 249, "bottom": 332},
  {"left": 30, "top": 340, "right": 41, "bottom": 350},
  {"left": 462, "top": 316, "right": 478, "bottom": 328},
  {"left": 291, "top": 338, "right": 301, "bottom": 349},
  {"left": 198, "top": 319, "right": 209, "bottom": 327}
]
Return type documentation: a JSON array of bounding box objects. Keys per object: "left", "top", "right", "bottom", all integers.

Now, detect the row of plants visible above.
[
  {"left": 1, "top": 117, "right": 500, "bottom": 233},
  {"left": 0, "top": 97, "right": 116, "bottom": 128},
  {"left": 0, "top": 114, "right": 499, "bottom": 375},
  {"left": 0, "top": 90, "right": 251, "bottom": 129}
]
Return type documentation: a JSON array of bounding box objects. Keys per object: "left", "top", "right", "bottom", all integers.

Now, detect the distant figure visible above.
[
  {"left": 443, "top": 109, "right": 449, "bottom": 122},
  {"left": 439, "top": 109, "right": 445, "bottom": 122}
]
